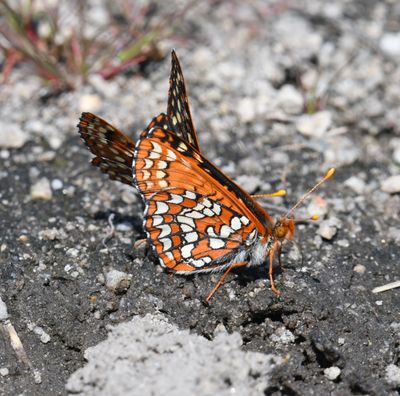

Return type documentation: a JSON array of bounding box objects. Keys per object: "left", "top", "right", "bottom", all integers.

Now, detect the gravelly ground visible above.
[{"left": 1, "top": 0, "right": 400, "bottom": 395}]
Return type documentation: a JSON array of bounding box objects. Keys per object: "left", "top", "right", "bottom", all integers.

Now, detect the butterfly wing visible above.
[
  {"left": 133, "top": 128, "right": 273, "bottom": 272},
  {"left": 79, "top": 112, "right": 173, "bottom": 186},
  {"left": 167, "top": 50, "right": 200, "bottom": 151}
]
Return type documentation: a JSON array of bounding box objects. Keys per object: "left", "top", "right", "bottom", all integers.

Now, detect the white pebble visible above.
[
  {"left": 237, "top": 97, "right": 256, "bottom": 123},
  {"left": 66, "top": 248, "right": 79, "bottom": 258},
  {"left": 318, "top": 220, "right": 337, "bottom": 240},
  {"left": 0, "top": 122, "right": 28, "bottom": 148},
  {"left": 353, "top": 264, "right": 366, "bottom": 274},
  {"left": 277, "top": 85, "right": 303, "bottom": 115},
  {"left": 344, "top": 176, "right": 366, "bottom": 194},
  {"left": 0, "top": 368, "right": 9, "bottom": 377},
  {"left": 31, "top": 178, "right": 53, "bottom": 200},
  {"left": 51, "top": 179, "right": 63, "bottom": 190},
  {"left": 0, "top": 297, "right": 9, "bottom": 320},
  {"left": 296, "top": 111, "right": 332, "bottom": 138},
  {"left": 386, "top": 364, "right": 400, "bottom": 386},
  {"left": 79, "top": 94, "right": 102, "bottom": 113},
  {"left": 380, "top": 33, "right": 400, "bottom": 57},
  {"left": 105, "top": 270, "right": 132, "bottom": 293},
  {"left": 324, "top": 366, "right": 341, "bottom": 381},
  {"left": 381, "top": 175, "right": 400, "bottom": 194}
]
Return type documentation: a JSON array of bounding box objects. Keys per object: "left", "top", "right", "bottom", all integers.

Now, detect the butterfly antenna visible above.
[{"left": 284, "top": 168, "right": 335, "bottom": 219}]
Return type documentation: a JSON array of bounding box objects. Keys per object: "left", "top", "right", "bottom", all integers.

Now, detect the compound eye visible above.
[{"left": 275, "top": 225, "right": 287, "bottom": 239}]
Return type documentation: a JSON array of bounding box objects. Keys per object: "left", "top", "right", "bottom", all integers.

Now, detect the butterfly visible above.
[
  {"left": 132, "top": 119, "right": 334, "bottom": 303},
  {"left": 79, "top": 50, "right": 335, "bottom": 303},
  {"left": 78, "top": 50, "right": 199, "bottom": 186}
]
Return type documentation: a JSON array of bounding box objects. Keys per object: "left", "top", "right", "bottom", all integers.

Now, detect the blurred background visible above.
[{"left": 1, "top": 1, "right": 400, "bottom": 395}]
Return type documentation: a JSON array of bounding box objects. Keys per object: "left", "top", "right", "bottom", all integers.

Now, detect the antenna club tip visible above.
[
  {"left": 326, "top": 168, "right": 336, "bottom": 178},
  {"left": 311, "top": 214, "right": 320, "bottom": 221},
  {"left": 276, "top": 189, "right": 286, "bottom": 197}
]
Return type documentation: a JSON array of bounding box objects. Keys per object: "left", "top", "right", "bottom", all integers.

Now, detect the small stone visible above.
[
  {"left": 39, "top": 228, "right": 60, "bottom": 240},
  {"left": 237, "top": 97, "right": 256, "bottom": 123},
  {"left": 344, "top": 176, "right": 366, "bottom": 194},
  {"left": 66, "top": 248, "right": 79, "bottom": 258},
  {"left": 31, "top": 178, "right": 52, "bottom": 200},
  {"left": 353, "top": 264, "right": 366, "bottom": 274},
  {"left": 0, "top": 122, "right": 29, "bottom": 148},
  {"left": 105, "top": 270, "right": 132, "bottom": 294},
  {"left": 0, "top": 368, "right": 9, "bottom": 377},
  {"left": 381, "top": 175, "right": 400, "bottom": 194},
  {"left": 386, "top": 364, "right": 400, "bottom": 387},
  {"left": 51, "top": 179, "right": 63, "bottom": 190},
  {"left": 276, "top": 85, "right": 304, "bottom": 115},
  {"left": 18, "top": 235, "right": 29, "bottom": 243},
  {"left": 338, "top": 337, "right": 345, "bottom": 345},
  {"left": 380, "top": 33, "right": 400, "bottom": 57},
  {"left": 116, "top": 222, "right": 133, "bottom": 232},
  {"left": 376, "top": 300, "right": 383, "bottom": 306},
  {"left": 270, "top": 327, "right": 295, "bottom": 344},
  {"left": 324, "top": 366, "right": 341, "bottom": 381},
  {"left": 32, "top": 325, "right": 51, "bottom": 343},
  {"left": 318, "top": 220, "right": 337, "bottom": 240},
  {"left": 393, "top": 147, "right": 400, "bottom": 165},
  {"left": 296, "top": 111, "right": 332, "bottom": 138},
  {"left": 79, "top": 94, "right": 102, "bottom": 113},
  {"left": 387, "top": 227, "right": 400, "bottom": 243},
  {"left": 337, "top": 239, "right": 350, "bottom": 248},
  {"left": 0, "top": 297, "right": 9, "bottom": 320}
]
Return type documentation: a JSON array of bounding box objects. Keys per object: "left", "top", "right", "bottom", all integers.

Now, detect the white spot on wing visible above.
[
  {"left": 203, "top": 208, "right": 214, "bottom": 217},
  {"left": 158, "top": 224, "right": 171, "bottom": 238},
  {"left": 240, "top": 216, "right": 250, "bottom": 225},
  {"left": 184, "top": 232, "right": 198, "bottom": 243},
  {"left": 180, "top": 224, "right": 193, "bottom": 232},
  {"left": 157, "top": 160, "right": 168, "bottom": 169},
  {"left": 202, "top": 198, "right": 212, "bottom": 208},
  {"left": 220, "top": 225, "right": 234, "bottom": 238},
  {"left": 212, "top": 203, "right": 222, "bottom": 215},
  {"left": 184, "top": 191, "right": 196, "bottom": 200},
  {"left": 156, "top": 170, "right": 166, "bottom": 179},
  {"left": 168, "top": 193, "right": 183, "bottom": 204},
  {"left": 186, "top": 211, "right": 205, "bottom": 219},
  {"left": 160, "top": 238, "right": 172, "bottom": 251},
  {"left": 152, "top": 215, "right": 163, "bottom": 226},
  {"left": 231, "top": 217, "right": 242, "bottom": 230},
  {"left": 177, "top": 215, "right": 195, "bottom": 228},
  {"left": 167, "top": 149, "right": 176, "bottom": 161},
  {"left": 155, "top": 202, "right": 169, "bottom": 214},
  {"left": 181, "top": 243, "right": 194, "bottom": 259},
  {"left": 209, "top": 238, "right": 225, "bottom": 249},
  {"left": 206, "top": 227, "right": 217, "bottom": 237},
  {"left": 152, "top": 141, "right": 162, "bottom": 153},
  {"left": 144, "top": 159, "right": 153, "bottom": 169}
]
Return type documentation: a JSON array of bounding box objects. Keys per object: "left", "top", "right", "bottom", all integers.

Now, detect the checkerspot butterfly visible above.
[{"left": 79, "top": 50, "right": 335, "bottom": 303}]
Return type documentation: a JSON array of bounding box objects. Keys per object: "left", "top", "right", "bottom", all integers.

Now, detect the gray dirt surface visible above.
[{"left": 1, "top": 0, "right": 400, "bottom": 395}]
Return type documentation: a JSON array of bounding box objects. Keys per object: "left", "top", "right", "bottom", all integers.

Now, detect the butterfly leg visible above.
[
  {"left": 269, "top": 241, "right": 282, "bottom": 296},
  {"left": 204, "top": 261, "right": 248, "bottom": 305}
]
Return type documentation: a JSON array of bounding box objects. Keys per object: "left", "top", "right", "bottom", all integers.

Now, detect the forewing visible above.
[
  {"left": 167, "top": 50, "right": 200, "bottom": 151},
  {"left": 133, "top": 128, "right": 269, "bottom": 272},
  {"left": 78, "top": 112, "right": 135, "bottom": 185},
  {"left": 79, "top": 112, "right": 173, "bottom": 186}
]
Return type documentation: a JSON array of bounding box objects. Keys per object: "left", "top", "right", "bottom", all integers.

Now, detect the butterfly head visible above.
[{"left": 273, "top": 217, "right": 295, "bottom": 241}]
